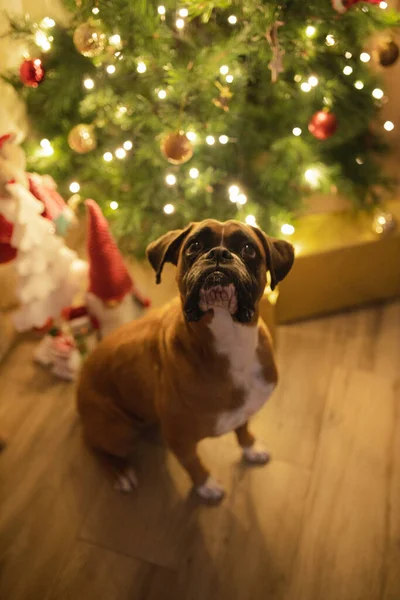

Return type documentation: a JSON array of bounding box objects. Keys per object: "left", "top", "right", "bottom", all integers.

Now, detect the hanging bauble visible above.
[
  {"left": 308, "top": 110, "right": 338, "bottom": 140},
  {"left": 377, "top": 40, "right": 399, "bottom": 67},
  {"left": 73, "top": 21, "right": 106, "bottom": 57},
  {"left": 161, "top": 133, "right": 193, "bottom": 165},
  {"left": 19, "top": 58, "right": 45, "bottom": 88},
  {"left": 332, "top": 0, "right": 380, "bottom": 13},
  {"left": 67, "top": 124, "right": 97, "bottom": 154}
]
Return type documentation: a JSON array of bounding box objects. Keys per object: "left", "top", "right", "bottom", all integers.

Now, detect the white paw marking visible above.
[
  {"left": 114, "top": 467, "right": 138, "bottom": 493},
  {"left": 196, "top": 476, "right": 225, "bottom": 501},
  {"left": 243, "top": 442, "right": 270, "bottom": 465}
]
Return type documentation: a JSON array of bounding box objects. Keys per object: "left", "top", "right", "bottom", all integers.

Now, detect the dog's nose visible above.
[{"left": 205, "top": 246, "right": 233, "bottom": 263}]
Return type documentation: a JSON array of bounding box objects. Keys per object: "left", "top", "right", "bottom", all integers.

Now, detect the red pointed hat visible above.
[{"left": 85, "top": 199, "right": 151, "bottom": 307}]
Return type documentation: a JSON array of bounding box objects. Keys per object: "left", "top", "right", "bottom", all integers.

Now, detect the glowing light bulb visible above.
[
  {"left": 137, "top": 61, "right": 146, "bottom": 73},
  {"left": 372, "top": 88, "right": 384, "bottom": 99},
  {"left": 304, "top": 167, "right": 321, "bottom": 188},
  {"left": 166, "top": 174, "right": 176, "bottom": 185},
  {"left": 158, "top": 5, "right": 166, "bottom": 15},
  {"left": 110, "top": 201, "right": 119, "bottom": 210},
  {"left": 92, "top": 7, "right": 99, "bottom": 14},
  {"left": 42, "top": 145, "right": 54, "bottom": 156},
  {"left": 118, "top": 106, "right": 127, "bottom": 114},
  {"left": 325, "top": 35, "right": 335, "bottom": 46},
  {"left": 164, "top": 203, "right": 175, "bottom": 214},
  {"left": 42, "top": 17, "right": 55, "bottom": 27},
  {"left": 281, "top": 224, "right": 295, "bottom": 235},
  {"left": 308, "top": 75, "right": 318, "bottom": 87},
  {"left": 179, "top": 8, "right": 188, "bottom": 17},
  {"left": 237, "top": 193, "right": 247, "bottom": 205},
  {"left": 103, "top": 152, "right": 113, "bottom": 162},
  {"left": 356, "top": 157, "right": 364, "bottom": 165},
  {"left": 220, "top": 65, "right": 229, "bottom": 75},
  {"left": 40, "top": 139, "right": 51, "bottom": 149},
  {"left": 294, "top": 74, "right": 302, "bottom": 83},
  {"left": 115, "top": 148, "right": 126, "bottom": 159},
  {"left": 379, "top": 1, "right": 388, "bottom": 7},
  {"left": 301, "top": 82, "right": 311, "bottom": 92},
  {"left": 69, "top": 182, "right": 80, "bottom": 193},
  {"left": 306, "top": 25, "right": 316, "bottom": 38},
  {"left": 226, "top": 75, "right": 234, "bottom": 83},
  {"left": 176, "top": 18, "right": 185, "bottom": 29},
  {"left": 292, "top": 127, "right": 302, "bottom": 136},
  {"left": 123, "top": 141, "right": 133, "bottom": 150},
  {"left": 384, "top": 120, "right": 395, "bottom": 131},
  {"left": 84, "top": 78, "right": 94, "bottom": 90},
  {"left": 106, "top": 65, "right": 116, "bottom": 74},
  {"left": 158, "top": 89, "right": 167, "bottom": 99},
  {"left": 354, "top": 80, "right": 364, "bottom": 90},
  {"left": 343, "top": 66, "right": 353, "bottom": 75},
  {"left": 206, "top": 135, "right": 215, "bottom": 145},
  {"left": 229, "top": 185, "right": 240, "bottom": 201},
  {"left": 360, "top": 52, "right": 371, "bottom": 63},
  {"left": 35, "top": 30, "right": 51, "bottom": 51},
  {"left": 228, "top": 15, "right": 237, "bottom": 24},
  {"left": 219, "top": 135, "right": 229, "bottom": 144},
  {"left": 189, "top": 168, "right": 199, "bottom": 179},
  {"left": 109, "top": 34, "right": 121, "bottom": 46},
  {"left": 245, "top": 215, "right": 256, "bottom": 226},
  {"left": 345, "top": 51, "right": 352, "bottom": 59},
  {"left": 186, "top": 131, "right": 196, "bottom": 141}
]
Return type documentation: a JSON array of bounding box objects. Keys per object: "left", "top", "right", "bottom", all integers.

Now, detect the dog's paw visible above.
[
  {"left": 196, "top": 476, "right": 225, "bottom": 502},
  {"left": 243, "top": 442, "right": 271, "bottom": 465},
  {"left": 114, "top": 467, "right": 138, "bottom": 493}
]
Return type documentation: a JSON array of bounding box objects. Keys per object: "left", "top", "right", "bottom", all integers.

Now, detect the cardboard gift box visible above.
[{"left": 276, "top": 200, "right": 400, "bottom": 323}]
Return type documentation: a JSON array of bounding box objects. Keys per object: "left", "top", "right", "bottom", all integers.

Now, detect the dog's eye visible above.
[
  {"left": 186, "top": 240, "right": 202, "bottom": 255},
  {"left": 242, "top": 243, "right": 256, "bottom": 259}
]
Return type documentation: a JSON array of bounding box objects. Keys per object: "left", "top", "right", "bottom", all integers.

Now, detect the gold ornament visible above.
[
  {"left": 376, "top": 40, "right": 399, "bottom": 67},
  {"left": 161, "top": 132, "right": 193, "bottom": 165},
  {"left": 212, "top": 82, "right": 232, "bottom": 112},
  {"left": 68, "top": 124, "right": 97, "bottom": 154},
  {"left": 73, "top": 21, "right": 106, "bottom": 57}
]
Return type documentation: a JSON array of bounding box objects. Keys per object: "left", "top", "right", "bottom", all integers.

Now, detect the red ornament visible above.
[
  {"left": 19, "top": 58, "right": 45, "bottom": 88},
  {"left": 332, "top": 0, "right": 380, "bottom": 13},
  {"left": 308, "top": 110, "right": 338, "bottom": 140}
]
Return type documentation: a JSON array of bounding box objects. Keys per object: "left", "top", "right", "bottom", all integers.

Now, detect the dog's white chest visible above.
[{"left": 209, "top": 309, "right": 275, "bottom": 436}]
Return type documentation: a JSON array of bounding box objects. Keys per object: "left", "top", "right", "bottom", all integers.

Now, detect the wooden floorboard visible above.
[{"left": 0, "top": 301, "right": 399, "bottom": 600}]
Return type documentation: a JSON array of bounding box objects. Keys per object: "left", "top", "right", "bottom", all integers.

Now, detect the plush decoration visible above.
[{"left": 85, "top": 199, "right": 151, "bottom": 337}]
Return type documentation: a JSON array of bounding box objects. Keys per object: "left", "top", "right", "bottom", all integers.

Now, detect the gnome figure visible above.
[{"left": 85, "top": 199, "right": 151, "bottom": 338}]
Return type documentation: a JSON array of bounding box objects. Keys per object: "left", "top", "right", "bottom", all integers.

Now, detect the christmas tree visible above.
[{"left": 3, "top": 0, "right": 400, "bottom": 255}]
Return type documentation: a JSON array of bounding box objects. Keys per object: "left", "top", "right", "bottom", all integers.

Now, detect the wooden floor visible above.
[{"left": 0, "top": 302, "right": 399, "bottom": 600}]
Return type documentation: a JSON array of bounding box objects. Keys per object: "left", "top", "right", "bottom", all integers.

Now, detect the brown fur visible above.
[{"left": 77, "top": 220, "right": 293, "bottom": 488}]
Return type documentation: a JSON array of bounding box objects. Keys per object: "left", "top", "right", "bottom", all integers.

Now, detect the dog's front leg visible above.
[
  {"left": 235, "top": 422, "right": 270, "bottom": 465},
  {"left": 167, "top": 437, "right": 225, "bottom": 502}
]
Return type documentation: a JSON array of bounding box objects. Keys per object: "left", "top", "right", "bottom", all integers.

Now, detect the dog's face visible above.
[{"left": 147, "top": 219, "right": 294, "bottom": 323}]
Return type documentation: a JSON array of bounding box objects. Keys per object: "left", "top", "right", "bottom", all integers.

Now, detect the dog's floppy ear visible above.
[
  {"left": 250, "top": 227, "right": 295, "bottom": 290},
  {"left": 146, "top": 224, "right": 193, "bottom": 284}
]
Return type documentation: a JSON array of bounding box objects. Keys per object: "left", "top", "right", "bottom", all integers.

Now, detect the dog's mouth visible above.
[{"left": 199, "top": 274, "right": 238, "bottom": 314}]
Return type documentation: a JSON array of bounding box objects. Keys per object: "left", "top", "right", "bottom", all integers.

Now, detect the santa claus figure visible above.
[{"left": 85, "top": 199, "right": 151, "bottom": 338}]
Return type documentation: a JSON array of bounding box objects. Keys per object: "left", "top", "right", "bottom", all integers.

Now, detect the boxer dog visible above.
[{"left": 77, "top": 219, "right": 294, "bottom": 501}]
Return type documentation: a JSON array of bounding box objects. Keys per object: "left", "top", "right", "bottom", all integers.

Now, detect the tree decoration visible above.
[
  {"left": 377, "top": 40, "right": 399, "bottom": 67},
  {"left": 266, "top": 21, "right": 285, "bottom": 83},
  {"left": 332, "top": 0, "right": 380, "bottom": 13},
  {"left": 161, "top": 132, "right": 193, "bottom": 165},
  {"left": 73, "top": 21, "right": 106, "bottom": 57},
  {"left": 212, "top": 82, "right": 232, "bottom": 112},
  {"left": 308, "top": 110, "right": 338, "bottom": 140},
  {"left": 19, "top": 58, "right": 45, "bottom": 88},
  {"left": 67, "top": 124, "right": 97, "bottom": 154}
]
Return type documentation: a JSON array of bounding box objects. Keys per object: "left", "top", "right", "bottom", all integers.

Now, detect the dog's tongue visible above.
[{"left": 199, "top": 282, "right": 237, "bottom": 314}]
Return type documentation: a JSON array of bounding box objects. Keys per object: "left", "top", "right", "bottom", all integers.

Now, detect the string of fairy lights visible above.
[{"left": 32, "top": 2, "right": 395, "bottom": 243}]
